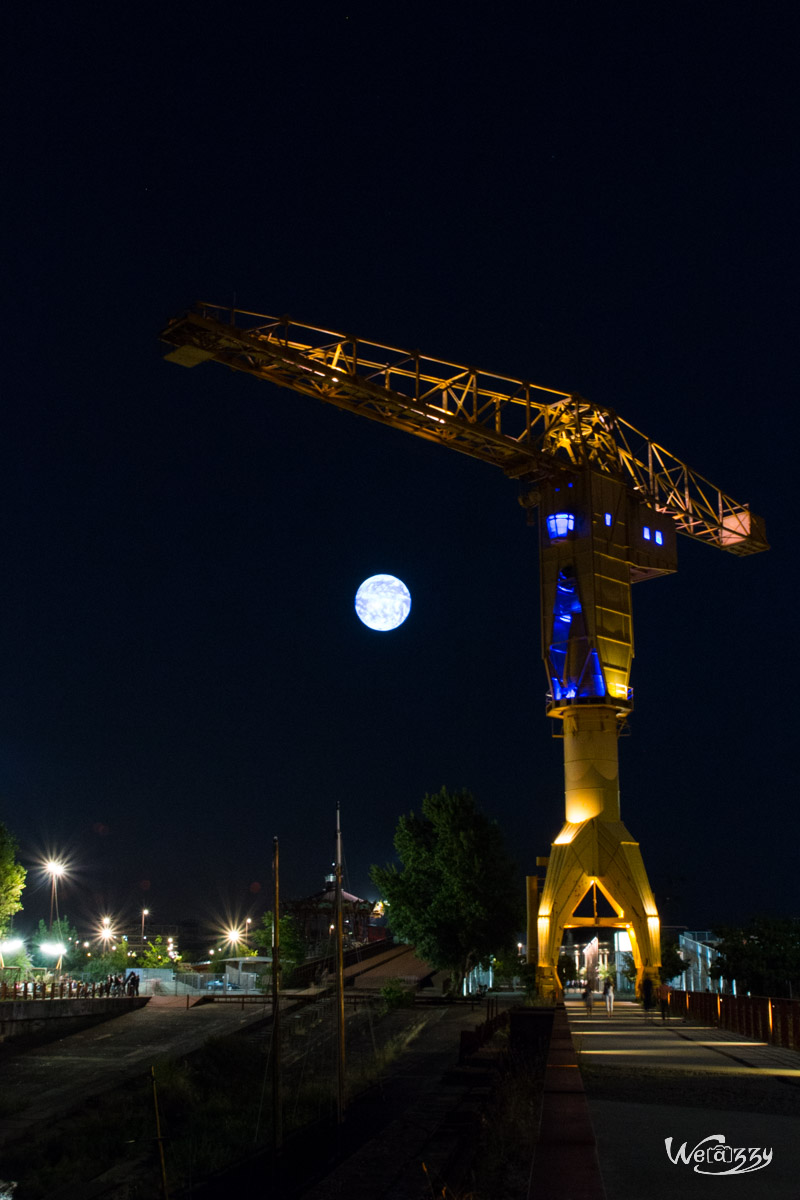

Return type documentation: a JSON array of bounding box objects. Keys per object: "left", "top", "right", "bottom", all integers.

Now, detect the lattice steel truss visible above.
[{"left": 161, "top": 304, "right": 767, "bottom": 555}]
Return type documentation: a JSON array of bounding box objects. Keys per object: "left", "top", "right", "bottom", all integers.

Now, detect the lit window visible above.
[
  {"left": 604, "top": 513, "right": 612, "bottom": 527},
  {"left": 655, "top": 530, "right": 663, "bottom": 546},
  {"left": 643, "top": 526, "right": 651, "bottom": 540},
  {"left": 546, "top": 513, "right": 575, "bottom": 539}
]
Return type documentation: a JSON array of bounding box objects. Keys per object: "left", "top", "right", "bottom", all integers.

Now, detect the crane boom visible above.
[{"left": 161, "top": 303, "right": 767, "bottom": 555}]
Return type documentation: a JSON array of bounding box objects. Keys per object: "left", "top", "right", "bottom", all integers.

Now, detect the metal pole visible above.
[
  {"left": 335, "top": 803, "right": 346, "bottom": 1124},
  {"left": 272, "top": 836, "right": 282, "bottom": 1151},
  {"left": 150, "top": 1066, "right": 170, "bottom": 1199}
]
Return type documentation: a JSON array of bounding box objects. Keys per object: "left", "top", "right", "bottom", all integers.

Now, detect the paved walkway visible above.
[{"left": 566, "top": 999, "right": 800, "bottom": 1199}]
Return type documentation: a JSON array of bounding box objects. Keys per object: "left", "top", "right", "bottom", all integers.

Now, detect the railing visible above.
[
  {"left": 459, "top": 996, "right": 511, "bottom": 1061},
  {"left": 0, "top": 979, "right": 131, "bottom": 1001},
  {"left": 672, "top": 990, "right": 800, "bottom": 1051}
]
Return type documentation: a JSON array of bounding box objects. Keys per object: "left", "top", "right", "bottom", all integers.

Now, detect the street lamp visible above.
[
  {"left": 0, "top": 938, "right": 23, "bottom": 969},
  {"left": 141, "top": 908, "right": 149, "bottom": 944},
  {"left": 245, "top": 918, "right": 252, "bottom": 947},
  {"left": 40, "top": 941, "right": 66, "bottom": 972},
  {"left": 45, "top": 861, "right": 65, "bottom": 932}
]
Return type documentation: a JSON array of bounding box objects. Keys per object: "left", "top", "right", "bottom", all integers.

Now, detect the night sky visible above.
[{"left": 3, "top": 6, "right": 796, "bottom": 939}]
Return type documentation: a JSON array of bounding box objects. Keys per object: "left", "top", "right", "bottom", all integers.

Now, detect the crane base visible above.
[{"left": 535, "top": 816, "right": 661, "bottom": 1000}]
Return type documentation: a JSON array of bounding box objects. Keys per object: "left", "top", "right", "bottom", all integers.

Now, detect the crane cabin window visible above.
[{"left": 547, "top": 513, "right": 575, "bottom": 539}]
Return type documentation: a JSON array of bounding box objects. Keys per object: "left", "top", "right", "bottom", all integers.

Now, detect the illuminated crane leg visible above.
[{"left": 534, "top": 708, "right": 661, "bottom": 999}]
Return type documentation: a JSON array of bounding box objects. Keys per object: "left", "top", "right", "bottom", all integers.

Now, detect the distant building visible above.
[
  {"left": 288, "top": 872, "right": 380, "bottom": 953},
  {"left": 673, "top": 930, "right": 725, "bottom": 993}
]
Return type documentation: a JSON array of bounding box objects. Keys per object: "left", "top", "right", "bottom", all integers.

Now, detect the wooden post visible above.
[
  {"left": 336, "top": 803, "right": 346, "bottom": 1124},
  {"left": 272, "top": 836, "right": 282, "bottom": 1152}
]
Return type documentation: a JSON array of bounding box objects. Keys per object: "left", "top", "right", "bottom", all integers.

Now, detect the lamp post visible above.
[
  {"left": 245, "top": 918, "right": 252, "bottom": 947},
  {"left": 141, "top": 908, "right": 149, "bottom": 946},
  {"left": 45, "top": 861, "right": 65, "bottom": 932},
  {"left": 40, "top": 941, "right": 66, "bottom": 973},
  {"left": 0, "top": 938, "right": 23, "bottom": 969}
]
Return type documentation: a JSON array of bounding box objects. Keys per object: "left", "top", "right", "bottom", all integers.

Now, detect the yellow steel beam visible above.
[{"left": 161, "top": 305, "right": 768, "bottom": 555}]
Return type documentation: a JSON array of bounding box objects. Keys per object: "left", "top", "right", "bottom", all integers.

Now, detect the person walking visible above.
[
  {"left": 658, "top": 980, "right": 672, "bottom": 1022},
  {"left": 582, "top": 981, "right": 594, "bottom": 1015},
  {"left": 603, "top": 978, "right": 614, "bottom": 1015}
]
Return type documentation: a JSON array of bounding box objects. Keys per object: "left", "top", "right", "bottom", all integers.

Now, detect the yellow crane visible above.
[{"left": 161, "top": 303, "right": 768, "bottom": 997}]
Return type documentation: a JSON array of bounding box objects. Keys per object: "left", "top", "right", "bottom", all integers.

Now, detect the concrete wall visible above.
[{"left": 0, "top": 995, "right": 147, "bottom": 1045}]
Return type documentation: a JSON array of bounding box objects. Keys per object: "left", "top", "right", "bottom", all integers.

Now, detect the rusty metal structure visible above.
[{"left": 161, "top": 303, "right": 767, "bottom": 996}]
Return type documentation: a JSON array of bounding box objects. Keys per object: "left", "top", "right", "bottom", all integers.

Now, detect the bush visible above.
[{"left": 379, "top": 982, "right": 415, "bottom": 1010}]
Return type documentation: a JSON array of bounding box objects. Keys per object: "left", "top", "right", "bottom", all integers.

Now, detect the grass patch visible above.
[
  {"left": 345, "top": 1014, "right": 430, "bottom": 1097},
  {"left": 0, "top": 1003, "right": 442, "bottom": 1197},
  {"left": 456, "top": 1036, "right": 548, "bottom": 1200}
]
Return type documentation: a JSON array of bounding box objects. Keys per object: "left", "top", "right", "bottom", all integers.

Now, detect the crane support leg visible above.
[
  {"left": 534, "top": 817, "right": 661, "bottom": 999},
  {"left": 535, "top": 707, "right": 661, "bottom": 1000}
]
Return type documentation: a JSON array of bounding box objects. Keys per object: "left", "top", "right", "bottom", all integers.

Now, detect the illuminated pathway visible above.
[{"left": 564, "top": 999, "right": 800, "bottom": 1198}]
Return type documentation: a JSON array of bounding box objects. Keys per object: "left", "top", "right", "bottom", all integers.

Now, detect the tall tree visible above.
[
  {"left": 711, "top": 917, "right": 800, "bottom": 998},
  {"left": 371, "top": 787, "right": 522, "bottom": 996},
  {"left": 0, "top": 823, "right": 26, "bottom": 934}
]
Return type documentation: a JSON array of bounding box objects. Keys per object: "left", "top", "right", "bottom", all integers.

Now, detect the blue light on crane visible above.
[
  {"left": 547, "top": 513, "right": 575, "bottom": 539},
  {"left": 548, "top": 570, "right": 606, "bottom": 701}
]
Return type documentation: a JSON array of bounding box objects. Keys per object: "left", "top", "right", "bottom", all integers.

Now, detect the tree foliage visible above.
[
  {"left": 618, "top": 951, "right": 637, "bottom": 988},
  {"left": 139, "top": 936, "right": 175, "bottom": 967},
  {"left": 0, "top": 823, "right": 26, "bottom": 934},
  {"left": 371, "top": 787, "right": 522, "bottom": 995},
  {"left": 252, "top": 912, "right": 308, "bottom": 984},
  {"left": 83, "top": 944, "right": 131, "bottom": 980},
  {"left": 660, "top": 938, "right": 691, "bottom": 983},
  {"left": 710, "top": 917, "right": 800, "bottom": 998}
]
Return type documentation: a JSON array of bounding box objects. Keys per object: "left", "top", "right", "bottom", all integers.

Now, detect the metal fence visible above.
[
  {"left": 672, "top": 989, "right": 800, "bottom": 1051},
  {"left": 1, "top": 978, "right": 116, "bottom": 1001}
]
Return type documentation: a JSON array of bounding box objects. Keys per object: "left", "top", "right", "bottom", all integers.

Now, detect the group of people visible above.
[
  {"left": 581, "top": 976, "right": 674, "bottom": 1019},
  {"left": 582, "top": 978, "right": 615, "bottom": 1014},
  {"left": 102, "top": 971, "right": 140, "bottom": 996}
]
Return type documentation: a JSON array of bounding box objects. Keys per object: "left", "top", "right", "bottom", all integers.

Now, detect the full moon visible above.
[{"left": 355, "top": 574, "right": 412, "bottom": 631}]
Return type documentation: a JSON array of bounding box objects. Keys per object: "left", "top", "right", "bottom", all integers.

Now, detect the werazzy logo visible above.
[{"left": 665, "top": 1135, "right": 772, "bottom": 1175}]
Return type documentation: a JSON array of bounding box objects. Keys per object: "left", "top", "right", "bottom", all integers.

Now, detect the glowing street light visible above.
[
  {"left": 45, "top": 860, "right": 65, "bottom": 932},
  {"left": 40, "top": 941, "right": 66, "bottom": 957},
  {"left": 141, "top": 908, "right": 149, "bottom": 943},
  {"left": 40, "top": 941, "right": 66, "bottom": 971},
  {"left": 245, "top": 918, "right": 252, "bottom": 947},
  {"left": 0, "top": 937, "right": 23, "bottom": 969}
]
